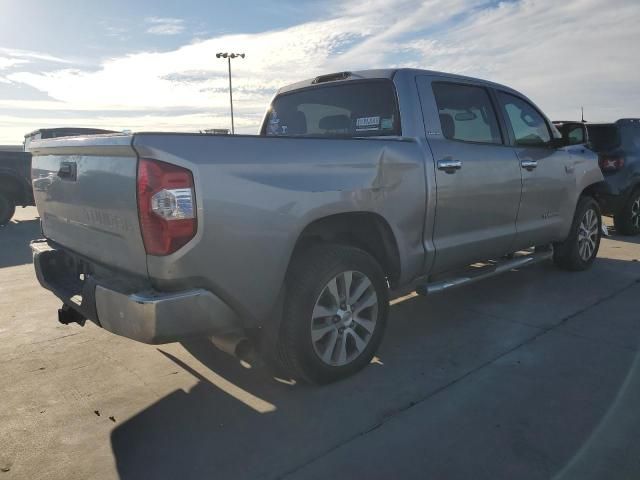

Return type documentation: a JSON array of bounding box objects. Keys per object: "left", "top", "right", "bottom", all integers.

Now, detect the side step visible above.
[{"left": 416, "top": 249, "right": 553, "bottom": 296}]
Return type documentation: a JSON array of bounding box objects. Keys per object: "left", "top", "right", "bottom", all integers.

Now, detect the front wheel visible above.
[
  {"left": 553, "top": 196, "right": 601, "bottom": 271},
  {"left": 0, "top": 193, "right": 16, "bottom": 226},
  {"left": 278, "top": 244, "right": 389, "bottom": 384}
]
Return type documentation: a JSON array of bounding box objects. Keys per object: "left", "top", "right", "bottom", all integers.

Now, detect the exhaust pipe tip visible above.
[{"left": 210, "top": 332, "right": 250, "bottom": 358}]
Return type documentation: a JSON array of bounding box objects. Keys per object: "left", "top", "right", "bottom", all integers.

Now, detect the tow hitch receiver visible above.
[{"left": 58, "top": 304, "right": 87, "bottom": 326}]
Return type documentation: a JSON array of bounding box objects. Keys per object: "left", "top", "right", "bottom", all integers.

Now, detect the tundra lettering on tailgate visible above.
[{"left": 84, "top": 208, "right": 133, "bottom": 233}]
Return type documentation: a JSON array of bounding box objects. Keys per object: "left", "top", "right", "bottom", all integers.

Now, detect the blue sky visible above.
[{"left": 0, "top": 0, "right": 639, "bottom": 143}]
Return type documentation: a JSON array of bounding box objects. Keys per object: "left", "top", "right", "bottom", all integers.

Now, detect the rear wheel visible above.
[
  {"left": 278, "top": 244, "right": 389, "bottom": 384},
  {"left": 613, "top": 189, "right": 640, "bottom": 236},
  {"left": 553, "top": 196, "right": 601, "bottom": 271},
  {"left": 0, "top": 193, "right": 16, "bottom": 226}
]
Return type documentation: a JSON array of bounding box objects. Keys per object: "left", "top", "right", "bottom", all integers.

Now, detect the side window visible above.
[
  {"left": 432, "top": 82, "right": 502, "bottom": 145},
  {"left": 498, "top": 92, "right": 551, "bottom": 147}
]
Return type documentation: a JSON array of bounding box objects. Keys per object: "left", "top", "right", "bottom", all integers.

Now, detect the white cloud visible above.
[
  {"left": 0, "top": 47, "right": 71, "bottom": 66},
  {"left": 145, "top": 17, "right": 186, "bottom": 35},
  {"left": 0, "top": 57, "right": 27, "bottom": 70},
  {"left": 1, "top": 0, "right": 639, "bottom": 142}
]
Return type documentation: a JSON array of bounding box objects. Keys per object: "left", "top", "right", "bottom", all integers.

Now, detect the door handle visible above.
[
  {"left": 57, "top": 161, "right": 77, "bottom": 181},
  {"left": 437, "top": 159, "right": 462, "bottom": 173},
  {"left": 520, "top": 159, "right": 538, "bottom": 171}
]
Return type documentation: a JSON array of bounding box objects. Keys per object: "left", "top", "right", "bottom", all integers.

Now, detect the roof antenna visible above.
[{"left": 581, "top": 106, "right": 586, "bottom": 123}]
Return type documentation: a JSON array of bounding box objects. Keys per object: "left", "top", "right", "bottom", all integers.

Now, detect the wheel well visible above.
[
  {"left": 291, "top": 213, "right": 401, "bottom": 287},
  {"left": 579, "top": 182, "right": 603, "bottom": 201}
]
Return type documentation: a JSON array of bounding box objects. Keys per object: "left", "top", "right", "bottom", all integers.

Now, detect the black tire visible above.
[
  {"left": 277, "top": 244, "right": 389, "bottom": 385},
  {"left": 0, "top": 193, "right": 16, "bottom": 226},
  {"left": 613, "top": 189, "right": 640, "bottom": 236},
  {"left": 553, "top": 196, "right": 601, "bottom": 271}
]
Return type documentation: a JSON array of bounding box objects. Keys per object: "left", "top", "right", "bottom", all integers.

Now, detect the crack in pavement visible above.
[{"left": 277, "top": 277, "right": 640, "bottom": 480}]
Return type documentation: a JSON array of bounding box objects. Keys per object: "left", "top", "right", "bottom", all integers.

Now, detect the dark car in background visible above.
[
  {"left": 0, "top": 145, "right": 32, "bottom": 225},
  {"left": 0, "top": 128, "right": 117, "bottom": 226},
  {"left": 586, "top": 119, "right": 640, "bottom": 235}
]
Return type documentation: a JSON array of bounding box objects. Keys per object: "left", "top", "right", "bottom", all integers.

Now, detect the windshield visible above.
[
  {"left": 262, "top": 80, "right": 401, "bottom": 138},
  {"left": 586, "top": 124, "right": 621, "bottom": 152}
]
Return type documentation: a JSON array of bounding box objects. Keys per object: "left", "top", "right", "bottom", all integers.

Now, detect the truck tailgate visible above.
[{"left": 30, "top": 135, "right": 147, "bottom": 276}]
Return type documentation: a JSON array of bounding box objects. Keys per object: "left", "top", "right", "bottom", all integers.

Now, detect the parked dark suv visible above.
[
  {"left": 0, "top": 145, "right": 32, "bottom": 225},
  {"left": 586, "top": 119, "right": 640, "bottom": 235}
]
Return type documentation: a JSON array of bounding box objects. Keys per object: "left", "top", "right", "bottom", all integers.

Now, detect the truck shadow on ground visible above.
[
  {"left": 0, "top": 218, "right": 40, "bottom": 268},
  {"left": 605, "top": 225, "right": 640, "bottom": 246},
  {"left": 110, "top": 257, "right": 640, "bottom": 480}
]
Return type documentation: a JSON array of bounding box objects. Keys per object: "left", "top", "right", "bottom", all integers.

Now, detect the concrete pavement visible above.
[{"left": 0, "top": 207, "right": 639, "bottom": 479}]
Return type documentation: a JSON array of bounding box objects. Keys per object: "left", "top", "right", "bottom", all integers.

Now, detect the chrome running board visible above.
[{"left": 416, "top": 249, "right": 553, "bottom": 296}]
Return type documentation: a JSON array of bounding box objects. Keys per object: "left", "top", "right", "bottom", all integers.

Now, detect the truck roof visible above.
[
  {"left": 276, "top": 68, "right": 519, "bottom": 96},
  {"left": 0, "top": 145, "right": 24, "bottom": 152},
  {"left": 24, "top": 127, "right": 118, "bottom": 139},
  {"left": 584, "top": 119, "right": 640, "bottom": 126}
]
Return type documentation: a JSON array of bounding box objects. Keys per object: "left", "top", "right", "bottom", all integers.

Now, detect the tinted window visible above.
[
  {"left": 617, "top": 123, "right": 640, "bottom": 151},
  {"left": 586, "top": 124, "right": 621, "bottom": 152},
  {"left": 263, "top": 80, "right": 400, "bottom": 138},
  {"left": 498, "top": 92, "right": 551, "bottom": 147},
  {"left": 432, "top": 83, "right": 502, "bottom": 144}
]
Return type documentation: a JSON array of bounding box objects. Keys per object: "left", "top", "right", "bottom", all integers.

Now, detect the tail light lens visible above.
[
  {"left": 598, "top": 154, "right": 625, "bottom": 172},
  {"left": 137, "top": 158, "right": 197, "bottom": 255}
]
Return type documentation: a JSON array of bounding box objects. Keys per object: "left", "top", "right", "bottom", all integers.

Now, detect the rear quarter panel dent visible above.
[{"left": 137, "top": 134, "right": 426, "bottom": 327}]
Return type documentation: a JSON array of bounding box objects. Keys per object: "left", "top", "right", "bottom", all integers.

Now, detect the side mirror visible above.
[{"left": 553, "top": 122, "right": 588, "bottom": 147}]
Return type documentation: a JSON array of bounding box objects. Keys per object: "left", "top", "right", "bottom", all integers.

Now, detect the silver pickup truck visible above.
[{"left": 29, "top": 69, "right": 604, "bottom": 384}]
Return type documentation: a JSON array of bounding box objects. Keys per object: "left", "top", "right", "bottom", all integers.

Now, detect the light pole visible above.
[{"left": 216, "top": 52, "right": 245, "bottom": 134}]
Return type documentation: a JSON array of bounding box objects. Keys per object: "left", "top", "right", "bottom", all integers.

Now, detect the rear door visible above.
[
  {"left": 417, "top": 77, "right": 522, "bottom": 274},
  {"left": 30, "top": 134, "right": 147, "bottom": 275},
  {"left": 496, "top": 91, "right": 576, "bottom": 248}
]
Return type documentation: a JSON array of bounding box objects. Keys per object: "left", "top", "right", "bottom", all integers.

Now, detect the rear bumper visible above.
[{"left": 31, "top": 239, "right": 241, "bottom": 344}]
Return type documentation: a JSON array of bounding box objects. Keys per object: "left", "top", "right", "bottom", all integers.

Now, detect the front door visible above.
[
  {"left": 417, "top": 78, "right": 523, "bottom": 274},
  {"left": 496, "top": 91, "right": 576, "bottom": 248}
]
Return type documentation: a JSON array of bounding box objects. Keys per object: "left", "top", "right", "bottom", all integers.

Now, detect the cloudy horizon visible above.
[{"left": 0, "top": 0, "right": 638, "bottom": 144}]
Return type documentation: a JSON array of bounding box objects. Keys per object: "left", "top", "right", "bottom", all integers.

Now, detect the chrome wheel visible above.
[
  {"left": 631, "top": 197, "right": 640, "bottom": 230},
  {"left": 578, "top": 208, "right": 599, "bottom": 262},
  {"left": 310, "top": 270, "right": 378, "bottom": 367}
]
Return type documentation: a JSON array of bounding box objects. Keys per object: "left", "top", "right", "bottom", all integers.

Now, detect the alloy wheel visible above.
[
  {"left": 310, "top": 270, "right": 378, "bottom": 366},
  {"left": 578, "top": 208, "right": 599, "bottom": 261},
  {"left": 631, "top": 197, "right": 640, "bottom": 230}
]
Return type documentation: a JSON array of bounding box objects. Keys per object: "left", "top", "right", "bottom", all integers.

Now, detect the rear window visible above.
[
  {"left": 262, "top": 80, "right": 400, "bottom": 138},
  {"left": 586, "top": 124, "right": 621, "bottom": 152},
  {"left": 618, "top": 123, "right": 640, "bottom": 151}
]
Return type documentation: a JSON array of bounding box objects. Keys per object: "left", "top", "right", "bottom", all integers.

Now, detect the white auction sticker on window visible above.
[{"left": 355, "top": 116, "right": 381, "bottom": 131}]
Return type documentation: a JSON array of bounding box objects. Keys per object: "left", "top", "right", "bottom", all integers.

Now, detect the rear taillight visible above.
[
  {"left": 137, "top": 158, "right": 196, "bottom": 256},
  {"left": 598, "top": 154, "right": 625, "bottom": 172}
]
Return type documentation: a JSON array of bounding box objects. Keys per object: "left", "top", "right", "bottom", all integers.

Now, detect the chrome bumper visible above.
[
  {"left": 31, "top": 239, "right": 241, "bottom": 344},
  {"left": 95, "top": 287, "right": 239, "bottom": 344}
]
